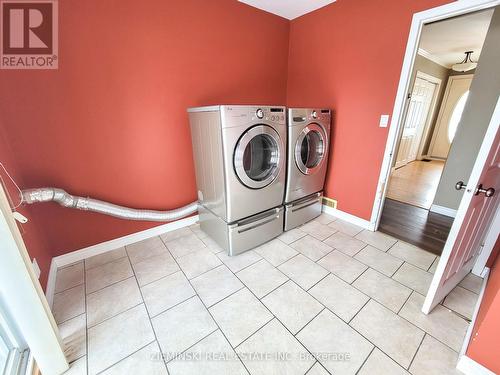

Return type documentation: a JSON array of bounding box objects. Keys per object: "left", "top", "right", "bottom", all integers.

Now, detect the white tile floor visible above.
[{"left": 53, "top": 213, "right": 481, "bottom": 375}]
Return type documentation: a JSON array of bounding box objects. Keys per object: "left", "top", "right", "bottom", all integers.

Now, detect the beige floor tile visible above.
[
  {"left": 200, "top": 235, "right": 225, "bottom": 254},
  {"left": 358, "top": 348, "right": 409, "bottom": 375},
  {"left": 278, "top": 228, "right": 307, "bottom": 245},
  {"left": 354, "top": 246, "right": 403, "bottom": 276},
  {"left": 217, "top": 250, "right": 262, "bottom": 273},
  {"left": 85, "top": 248, "right": 127, "bottom": 270},
  {"left": 176, "top": 248, "right": 222, "bottom": 279},
  {"left": 443, "top": 286, "right": 478, "bottom": 320},
  {"left": 328, "top": 219, "right": 364, "bottom": 237},
  {"left": 62, "top": 356, "right": 86, "bottom": 375},
  {"left": 262, "top": 281, "right": 323, "bottom": 334},
  {"left": 126, "top": 237, "right": 168, "bottom": 264},
  {"left": 236, "top": 260, "right": 288, "bottom": 298},
  {"left": 278, "top": 254, "right": 329, "bottom": 290},
  {"left": 355, "top": 230, "right": 397, "bottom": 251},
  {"left": 324, "top": 232, "right": 366, "bottom": 257},
  {"left": 58, "top": 314, "right": 86, "bottom": 363},
  {"left": 55, "top": 262, "right": 84, "bottom": 293},
  {"left": 307, "top": 362, "right": 329, "bottom": 375},
  {"left": 300, "top": 220, "right": 337, "bottom": 241},
  {"left": 87, "top": 304, "right": 155, "bottom": 375},
  {"left": 350, "top": 300, "right": 424, "bottom": 368},
  {"left": 317, "top": 250, "right": 368, "bottom": 284},
  {"left": 164, "top": 233, "right": 207, "bottom": 259},
  {"left": 353, "top": 268, "right": 411, "bottom": 313},
  {"left": 409, "top": 335, "right": 461, "bottom": 375},
  {"left": 160, "top": 227, "right": 193, "bottom": 242},
  {"left": 399, "top": 292, "right": 468, "bottom": 352},
  {"left": 141, "top": 271, "right": 196, "bottom": 317},
  {"left": 191, "top": 265, "right": 243, "bottom": 307},
  {"left": 53, "top": 284, "right": 85, "bottom": 324},
  {"left": 392, "top": 263, "right": 433, "bottom": 295},
  {"left": 309, "top": 274, "right": 369, "bottom": 322},
  {"left": 428, "top": 256, "right": 440, "bottom": 273},
  {"left": 132, "top": 251, "right": 179, "bottom": 286},
  {"left": 290, "top": 235, "right": 333, "bottom": 261},
  {"left": 152, "top": 297, "right": 217, "bottom": 359},
  {"left": 459, "top": 273, "right": 483, "bottom": 294},
  {"left": 86, "top": 277, "right": 143, "bottom": 327},
  {"left": 388, "top": 241, "right": 436, "bottom": 270},
  {"left": 209, "top": 288, "right": 272, "bottom": 347},
  {"left": 254, "top": 239, "right": 298, "bottom": 266},
  {"left": 314, "top": 213, "right": 336, "bottom": 225},
  {"left": 85, "top": 257, "right": 134, "bottom": 294},
  {"left": 298, "top": 310, "right": 373, "bottom": 374},
  {"left": 189, "top": 223, "right": 208, "bottom": 240},
  {"left": 167, "top": 330, "right": 248, "bottom": 375},
  {"left": 236, "top": 319, "right": 314, "bottom": 375},
  {"left": 100, "top": 341, "right": 167, "bottom": 375}
]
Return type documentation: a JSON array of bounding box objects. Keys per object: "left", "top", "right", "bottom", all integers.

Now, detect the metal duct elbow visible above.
[{"left": 21, "top": 188, "right": 198, "bottom": 222}]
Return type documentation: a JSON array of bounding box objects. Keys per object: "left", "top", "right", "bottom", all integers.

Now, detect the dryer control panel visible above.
[{"left": 221, "top": 105, "right": 286, "bottom": 128}]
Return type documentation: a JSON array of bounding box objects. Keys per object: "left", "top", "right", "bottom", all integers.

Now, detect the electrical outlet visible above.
[
  {"left": 379, "top": 114, "right": 390, "bottom": 127},
  {"left": 32, "top": 258, "right": 41, "bottom": 279},
  {"left": 322, "top": 196, "right": 337, "bottom": 209}
]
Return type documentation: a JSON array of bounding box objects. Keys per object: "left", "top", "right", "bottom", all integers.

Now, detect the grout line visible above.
[
  {"left": 294, "top": 307, "right": 326, "bottom": 337},
  {"left": 348, "top": 298, "right": 371, "bottom": 325},
  {"left": 407, "top": 332, "right": 427, "bottom": 371},
  {"left": 390, "top": 261, "right": 406, "bottom": 278},
  {"left": 354, "top": 346, "right": 375, "bottom": 375},
  {"left": 94, "top": 339, "right": 157, "bottom": 375},
  {"left": 306, "top": 272, "right": 331, "bottom": 292},
  {"left": 348, "top": 266, "right": 370, "bottom": 286}
]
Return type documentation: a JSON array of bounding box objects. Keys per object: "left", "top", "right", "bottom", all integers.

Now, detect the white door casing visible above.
[
  {"left": 423, "top": 96, "right": 500, "bottom": 313},
  {"left": 428, "top": 75, "right": 473, "bottom": 159}
]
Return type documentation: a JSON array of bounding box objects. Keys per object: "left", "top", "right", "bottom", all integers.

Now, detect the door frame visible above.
[
  {"left": 0, "top": 184, "right": 68, "bottom": 374},
  {"left": 370, "top": 0, "right": 500, "bottom": 230},
  {"left": 427, "top": 74, "right": 474, "bottom": 158},
  {"left": 414, "top": 71, "right": 442, "bottom": 160}
]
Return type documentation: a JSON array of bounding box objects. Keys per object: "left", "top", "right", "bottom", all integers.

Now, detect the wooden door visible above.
[{"left": 423, "top": 97, "right": 500, "bottom": 313}]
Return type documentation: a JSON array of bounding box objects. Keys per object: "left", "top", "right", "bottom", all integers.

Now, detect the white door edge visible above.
[
  {"left": 369, "top": 0, "right": 500, "bottom": 230},
  {"left": 422, "top": 96, "right": 500, "bottom": 314}
]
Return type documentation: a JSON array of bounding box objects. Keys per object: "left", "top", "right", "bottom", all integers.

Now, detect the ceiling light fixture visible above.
[{"left": 451, "top": 51, "right": 477, "bottom": 72}]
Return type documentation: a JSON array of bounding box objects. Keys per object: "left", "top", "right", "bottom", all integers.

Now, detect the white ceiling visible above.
[
  {"left": 419, "top": 9, "right": 494, "bottom": 68},
  {"left": 238, "top": 0, "right": 336, "bottom": 20}
]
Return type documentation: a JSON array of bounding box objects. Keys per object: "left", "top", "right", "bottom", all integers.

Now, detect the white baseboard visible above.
[
  {"left": 322, "top": 205, "right": 375, "bottom": 231},
  {"left": 430, "top": 204, "right": 457, "bottom": 218},
  {"left": 456, "top": 267, "right": 493, "bottom": 375},
  {"left": 45, "top": 215, "right": 199, "bottom": 305}
]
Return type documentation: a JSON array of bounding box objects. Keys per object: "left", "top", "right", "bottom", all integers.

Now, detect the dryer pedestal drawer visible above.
[
  {"left": 284, "top": 192, "right": 323, "bottom": 231},
  {"left": 199, "top": 205, "right": 284, "bottom": 256}
]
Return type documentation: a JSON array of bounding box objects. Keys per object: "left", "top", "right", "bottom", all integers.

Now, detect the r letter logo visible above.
[{"left": 1, "top": 0, "right": 58, "bottom": 69}]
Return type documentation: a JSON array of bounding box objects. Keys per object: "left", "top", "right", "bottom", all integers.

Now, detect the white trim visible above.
[
  {"left": 457, "top": 355, "right": 495, "bottom": 375},
  {"left": 418, "top": 48, "right": 449, "bottom": 68},
  {"left": 422, "top": 96, "right": 500, "bottom": 313},
  {"left": 322, "top": 205, "right": 375, "bottom": 231},
  {"left": 54, "top": 215, "right": 199, "bottom": 269},
  {"left": 429, "top": 204, "right": 457, "bottom": 218},
  {"left": 370, "top": 0, "right": 500, "bottom": 231},
  {"left": 45, "top": 259, "right": 58, "bottom": 308},
  {"left": 472, "top": 204, "right": 500, "bottom": 276}
]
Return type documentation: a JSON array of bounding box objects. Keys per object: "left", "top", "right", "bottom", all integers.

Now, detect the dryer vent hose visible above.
[{"left": 21, "top": 188, "right": 198, "bottom": 222}]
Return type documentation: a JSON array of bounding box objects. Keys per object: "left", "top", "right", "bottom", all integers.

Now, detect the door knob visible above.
[
  {"left": 475, "top": 184, "right": 495, "bottom": 197},
  {"left": 455, "top": 181, "right": 467, "bottom": 190}
]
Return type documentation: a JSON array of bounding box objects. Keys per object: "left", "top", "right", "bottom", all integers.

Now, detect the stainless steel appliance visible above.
[
  {"left": 284, "top": 108, "right": 331, "bottom": 230},
  {"left": 188, "top": 105, "right": 286, "bottom": 255}
]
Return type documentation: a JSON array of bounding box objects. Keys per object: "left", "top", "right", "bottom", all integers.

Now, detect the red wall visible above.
[
  {"left": 0, "top": 0, "right": 290, "bottom": 269},
  {"left": 286, "top": 0, "right": 452, "bottom": 219},
  {"left": 466, "top": 236, "right": 500, "bottom": 373}
]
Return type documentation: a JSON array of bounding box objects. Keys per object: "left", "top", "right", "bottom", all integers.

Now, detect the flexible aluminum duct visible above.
[{"left": 21, "top": 188, "right": 198, "bottom": 222}]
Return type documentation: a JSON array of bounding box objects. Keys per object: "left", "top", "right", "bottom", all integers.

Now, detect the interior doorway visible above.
[{"left": 379, "top": 8, "right": 494, "bottom": 256}]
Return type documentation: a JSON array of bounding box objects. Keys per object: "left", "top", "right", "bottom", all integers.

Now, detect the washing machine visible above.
[
  {"left": 188, "top": 105, "right": 287, "bottom": 255},
  {"left": 284, "top": 108, "right": 331, "bottom": 230}
]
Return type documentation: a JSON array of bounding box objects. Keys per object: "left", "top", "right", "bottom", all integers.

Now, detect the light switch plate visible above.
[{"left": 379, "top": 114, "right": 390, "bottom": 127}]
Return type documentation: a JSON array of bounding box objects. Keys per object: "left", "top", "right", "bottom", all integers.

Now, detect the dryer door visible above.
[
  {"left": 295, "top": 123, "right": 327, "bottom": 175},
  {"left": 234, "top": 125, "right": 283, "bottom": 189}
]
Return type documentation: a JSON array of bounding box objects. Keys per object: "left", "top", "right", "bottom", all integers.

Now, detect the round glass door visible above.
[
  {"left": 295, "top": 123, "right": 326, "bottom": 175},
  {"left": 234, "top": 125, "right": 282, "bottom": 189}
]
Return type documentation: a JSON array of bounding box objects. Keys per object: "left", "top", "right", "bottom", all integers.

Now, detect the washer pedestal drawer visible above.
[
  {"left": 284, "top": 192, "right": 323, "bottom": 231},
  {"left": 199, "top": 205, "right": 284, "bottom": 256}
]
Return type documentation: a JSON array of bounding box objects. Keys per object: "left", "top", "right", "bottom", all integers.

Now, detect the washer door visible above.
[
  {"left": 295, "top": 123, "right": 327, "bottom": 175},
  {"left": 234, "top": 125, "right": 282, "bottom": 189}
]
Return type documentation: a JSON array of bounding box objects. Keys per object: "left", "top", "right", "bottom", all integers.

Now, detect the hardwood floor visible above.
[
  {"left": 386, "top": 160, "right": 445, "bottom": 209},
  {"left": 379, "top": 198, "right": 453, "bottom": 256}
]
